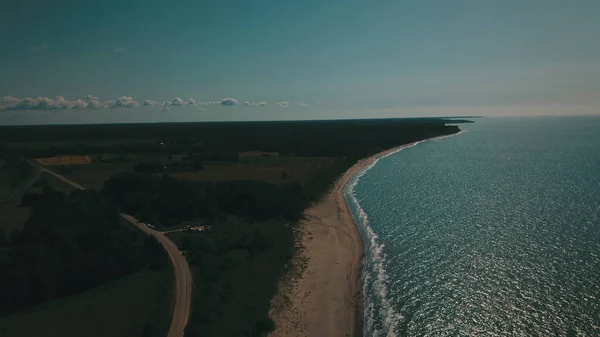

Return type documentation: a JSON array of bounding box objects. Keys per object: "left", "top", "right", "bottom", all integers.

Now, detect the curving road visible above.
[{"left": 37, "top": 165, "right": 192, "bottom": 337}]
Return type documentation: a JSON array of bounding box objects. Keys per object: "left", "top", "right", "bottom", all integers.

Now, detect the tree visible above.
[
  {"left": 0, "top": 187, "right": 156, "bottom": 315},
  {"left": 0, "top": 229, "right": 6, "bottom": 247},
  {"left": 181, "top": 237, "right": 191, "bottom": 251},
  {"left": 141, "top": 322, "right": 155, "bottom": 337}
]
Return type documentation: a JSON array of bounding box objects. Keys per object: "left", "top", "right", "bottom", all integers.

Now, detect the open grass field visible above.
[
  {"left": 0, "top": 267, "right": 173, "bottom": 337},
  {"left": 41, "top": 172, "right": 77, "bottom": 194},
  {"left": 59, "top": 163, "right": 134, "bottom": 190},
  {"left": 0, "top": 197, "right": 31, "bottom": 234},
  {"left": 169, "top": 156, "right": 342, "bottom": 185},
  {"left": 44, "top": 154, "right": 343, "bottom": 188}
]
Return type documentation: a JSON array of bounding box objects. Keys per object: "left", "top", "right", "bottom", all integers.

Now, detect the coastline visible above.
[{"left": 268, "top": 138, "right": 438, "bottom": 337}]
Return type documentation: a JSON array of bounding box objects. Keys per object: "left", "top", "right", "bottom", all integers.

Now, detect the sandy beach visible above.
[{"left": 268, "top": 142, "right": 419, "bottom": 337}]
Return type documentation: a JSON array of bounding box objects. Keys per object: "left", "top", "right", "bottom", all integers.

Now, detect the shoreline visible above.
[{"left": 268, "top": 134, "right": 457, "bottom": 337}]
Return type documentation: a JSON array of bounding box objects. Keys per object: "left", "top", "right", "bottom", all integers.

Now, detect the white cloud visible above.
[
  {"left": 2, "top": 96, "right": 20, "bottom": 106},
  {"left": 244, "top": 101, "right": 268, "bottom": 107},
  {"left": 110, "top": 96, "right": 138, "bottom": 108},
  {"left": 1, "top": 96, "right": 93, "bottom": 110},
  {"left": 170, "top": 97, "right": 185, "bottom": 106},
  {"left": 298, "top": 103, "right": 308, "bottom": 107},
  {"left": 31, "top": 44, "right": 50, "bottom": 52},
  {"left": 196, "top": 101, "right": 219, "bottom": 109},
  {"left": 142, "top": 99, "right": 163, "bottom": 107},
  {"left": 0, "top": 95, "right": 284, "bottom": 112},
  {"left": 220, "top": 98, "right": 240, "bottom": 106},
  {"left": 86, "top": 100, "right": 106, "bottom": 109},
  {"left": 112, "top": 48, "right": 126, "bottom": 53},
  {"left": 83, "top": 95, "right": 105, "bottom": 109}
]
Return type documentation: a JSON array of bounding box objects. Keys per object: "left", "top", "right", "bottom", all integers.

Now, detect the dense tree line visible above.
[
  {"left": 1, "top": 120, "right": 461, "bottom": 161},
  {"left": 103, "top": 173, "right": 311, "bottom": 227},
  {"left": 180, "top": 220, "right": 292, "bottom": 337},
  {"left": 0, "top": 186, "right": 166, "bottom": 316}
]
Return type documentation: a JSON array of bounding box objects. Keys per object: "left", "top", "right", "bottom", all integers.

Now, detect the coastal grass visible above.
[{"left": 0, "top": 267, "right": 173, "bottom": 337}]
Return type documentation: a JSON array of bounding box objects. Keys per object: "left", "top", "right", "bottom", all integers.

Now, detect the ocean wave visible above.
[
  {"left": 345, "top": 136, "right": 463, "bottom": 336},
  {"left": 345, "top": 143, "right": 422, "bottom": 337}
]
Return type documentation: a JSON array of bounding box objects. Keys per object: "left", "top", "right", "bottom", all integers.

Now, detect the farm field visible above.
[
  {"left": 35, "top": 155, "right": 92, "bottom": 166},
  {"left": 41, "top": 154, "right": 345, "bottom": 189}
]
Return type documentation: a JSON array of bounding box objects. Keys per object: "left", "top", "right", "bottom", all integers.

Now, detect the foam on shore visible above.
[{"left": 343, "top": 133, "right": 464, "bottom": 336}]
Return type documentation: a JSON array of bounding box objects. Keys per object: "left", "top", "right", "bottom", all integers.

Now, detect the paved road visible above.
[{"left": 37, "top": 165, "right": 192, "bottom": 337}]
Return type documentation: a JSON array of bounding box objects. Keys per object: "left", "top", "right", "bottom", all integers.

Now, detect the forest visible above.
[
  {"left": 0, "top": 118, "right": 462, "bottom": 161},
  {"left": 0, "top": 185, "right": 167, "bottom": 316},
  {"left": 104, "top": 173, "right": 310, "bottom": 226},
  {"left": 101, "top": 171, "right": 319, "bottom": 336}
]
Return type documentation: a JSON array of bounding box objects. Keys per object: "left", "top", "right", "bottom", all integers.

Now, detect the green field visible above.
[
  {"left": 45, "top": 154, "right": 345, "bottom": 190},
  {"left": 57, "top": 163, "right": 133, "bottom": 190},
  {"left": 0, "top": 197, "right": 31, "bottom": 234},
  {"left": 0, "top": 268, "right": 173, "bottom": 337}
]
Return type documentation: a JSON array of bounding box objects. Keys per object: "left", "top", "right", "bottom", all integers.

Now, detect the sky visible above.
[{"left": 1, "top": 0, "right": 599, "bottom": 124}]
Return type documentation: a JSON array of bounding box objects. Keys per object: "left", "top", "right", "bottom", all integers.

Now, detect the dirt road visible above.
[{"left": 37, "top": 165, "right": 192, "bottom": 337}]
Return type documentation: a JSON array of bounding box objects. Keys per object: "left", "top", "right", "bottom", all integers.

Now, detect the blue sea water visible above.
[{"left": 346, "top": 116, "right": 600, "bottom": 336}]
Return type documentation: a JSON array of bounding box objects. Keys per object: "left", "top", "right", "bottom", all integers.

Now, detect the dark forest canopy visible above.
[
  {"left": 0, "top": 186, "right": 166, "bottom": 316},
  {"left": 0, "top": 118, "right": 461, "bottom": 161},
  {"left": 0, "top": 118, "right": 470, "bottom": 142}
]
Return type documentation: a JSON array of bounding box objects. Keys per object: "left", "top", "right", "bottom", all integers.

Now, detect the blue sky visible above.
[{"left": 1, "top": 0, "right": 599, "bottom": 124}]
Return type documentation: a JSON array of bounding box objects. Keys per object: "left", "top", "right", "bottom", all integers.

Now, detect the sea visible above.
[{"left": 345, "top": 116, "right": 600, "bottom": 337}]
